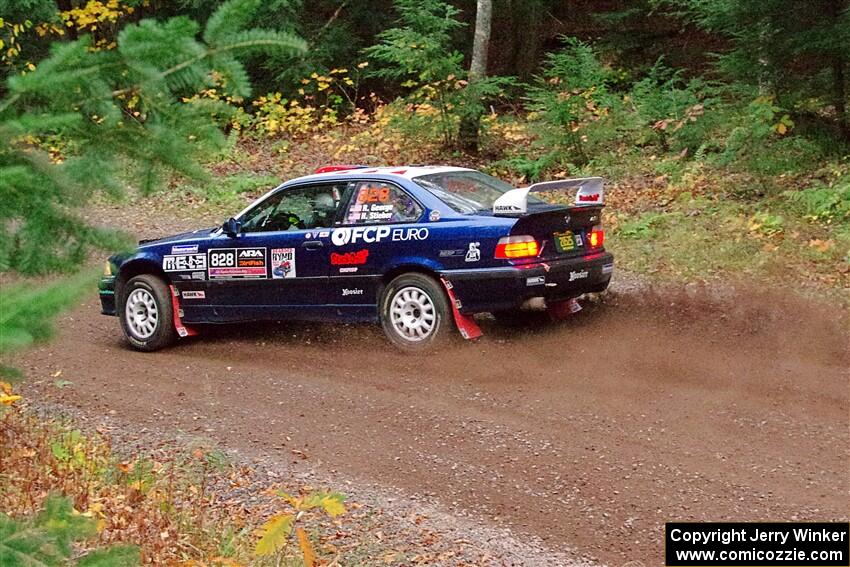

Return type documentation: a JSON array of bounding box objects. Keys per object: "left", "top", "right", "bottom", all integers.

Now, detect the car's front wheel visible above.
[
  {"left": 380, "top": 273, "right": 451, "bottom": 352},
  {"left": 119, "top": 274, "right": 177, "bottom": 352}
]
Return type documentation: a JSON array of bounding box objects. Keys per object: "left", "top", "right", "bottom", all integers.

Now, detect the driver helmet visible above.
[{"left": 314, "top": 193, "right": 335, "bottom": 211}]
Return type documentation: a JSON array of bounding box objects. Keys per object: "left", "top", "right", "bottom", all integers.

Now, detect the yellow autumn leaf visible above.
[
  {"left": 776, "top": 122, "right": 787, "bottom": 135},
  {"left": 296, "top": 527, "right": 316, "bottom": 567},
  {"left": 254, "top": 513, "right": 293, "bottom": 556},
  {"left": 0, "top": 394, "right": 22, "bottom": 405},
  {"left": 0, "top": 381, "right": 12, "bottom": 395},
  {"left": 319, "top": 493, "right": 346, "bottom": 518},
  {"left": 275, "top": 491, "right": 300, "bottom": 507}
]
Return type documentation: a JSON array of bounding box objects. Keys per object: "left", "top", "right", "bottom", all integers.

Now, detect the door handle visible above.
[{"left": 302, "top": 240, "right": 323, "bottom": 250}]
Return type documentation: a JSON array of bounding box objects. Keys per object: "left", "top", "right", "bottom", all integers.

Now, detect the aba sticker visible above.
[{"left": 208, "top": 248, "right": 267, "bottom": 279}]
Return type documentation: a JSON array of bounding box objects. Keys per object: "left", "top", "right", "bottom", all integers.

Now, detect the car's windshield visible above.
[{"left": 413, "top": 171, "right": 542, "bottom": 214}]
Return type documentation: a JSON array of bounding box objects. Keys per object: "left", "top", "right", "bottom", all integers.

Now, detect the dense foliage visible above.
[{"left": 0, "top": 0, "right": 304, "bottom": 275}]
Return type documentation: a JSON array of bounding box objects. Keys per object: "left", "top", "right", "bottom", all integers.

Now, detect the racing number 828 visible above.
[{"left": 210, "top": 251, "right": 234, "bottom": 267}]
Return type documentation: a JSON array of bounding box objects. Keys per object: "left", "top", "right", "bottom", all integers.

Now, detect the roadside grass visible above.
[
  {"left": 597, "top": 151, "right": 850, "bottom": 301},
  {"left": 1, "top": 395, "right": 254, "bottom": 564},
  {"left": 0, "top": 392, "right": 359, "bottom": 566},
  {"left": 182, "top": 171, "right": 282, "bottom": 212},
  {"left": 608, "top": 192, "right": 850, "bottom": 291}
]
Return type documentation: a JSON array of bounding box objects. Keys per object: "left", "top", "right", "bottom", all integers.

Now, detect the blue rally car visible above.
[{"left": 99, "top": 166, "right": 613, "bottom": 351}]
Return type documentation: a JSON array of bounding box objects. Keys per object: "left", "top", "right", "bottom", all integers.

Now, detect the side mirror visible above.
[{"left": 222, "top": 217, "right": 242, "bottom": 238}]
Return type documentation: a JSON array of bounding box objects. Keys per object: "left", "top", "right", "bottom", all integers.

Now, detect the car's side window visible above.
[
  {"left": 343, "top": 181, "right": 422, "bottom": 225},
  {"left": 240, "top": 183, "right": 347, "bottom": 233}
]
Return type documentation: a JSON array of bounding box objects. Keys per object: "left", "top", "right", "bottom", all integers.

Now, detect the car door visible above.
[
  {"left": 203, "top": 182, "right": 348, "bottom": 319},
  {"left": 328, "top": 179, "right": 426, "bottom": 307}
]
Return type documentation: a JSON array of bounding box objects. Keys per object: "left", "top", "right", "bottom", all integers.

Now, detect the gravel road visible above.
[
  {"left": 14, "top": 202, "right": 849, "bottom": 565},
  {"left": 16, "top": 271, "right": 847, "bottom": 566}
]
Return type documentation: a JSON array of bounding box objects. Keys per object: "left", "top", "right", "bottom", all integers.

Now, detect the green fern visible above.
[
  {"left": 0, "top": 495, "right": 138, "bottom": 567},
  {"left": 0, "top": 0, "right": 306, "bottom": 276}
]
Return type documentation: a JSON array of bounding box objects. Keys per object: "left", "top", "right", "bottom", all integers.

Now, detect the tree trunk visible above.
[
  {"left": 833, "top": 57, "right": 849, "bottom": 142},
  {"left": 511, "top": 0, "right": 545, "bottom": 80},
  {"left": 469, "top": 0, "right": 492, "bottom": 80},
  {"left": 459, "top": 0, "right": 493, "bottom": 152},
  {"left": 826, "top": 0, "right": 849, "bottom": 142}
]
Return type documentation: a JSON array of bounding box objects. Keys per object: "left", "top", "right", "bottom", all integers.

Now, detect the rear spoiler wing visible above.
[{"left": 493, "top": 177, "right": 604, "bottom": 215}]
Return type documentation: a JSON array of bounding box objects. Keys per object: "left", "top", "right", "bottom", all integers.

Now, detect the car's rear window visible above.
[{"left": 413, "top": 171, "right": 541, "bottom": 214}]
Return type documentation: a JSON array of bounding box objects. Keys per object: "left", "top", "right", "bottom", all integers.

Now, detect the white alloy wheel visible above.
[
  {"left": 125, "top": 287, "right": 159, "bottom": 339},
  {"left": 389, "top": 286, "right": 437, "bottom": 341}
]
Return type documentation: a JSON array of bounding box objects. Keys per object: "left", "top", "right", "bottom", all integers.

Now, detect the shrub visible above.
[
  {"left": 747, "top": 211, "right": 785, "bottom": 237},
  {"left": 785, "top": 179, "right": 850, "bottom": 223},
  {"left": 719, "top": 96, "right": 811, "bottom": 171},
  {"left": 525, "top": 37, "right": 617, "bottom": 167},
  {"left": 363, "top": 0, "right": 512, "bottom": 148},
  {"left": 628, "top": 60, "right": 715, "bottom": 153}
]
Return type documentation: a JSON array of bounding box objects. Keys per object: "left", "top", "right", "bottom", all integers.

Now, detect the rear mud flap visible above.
[
  {"left": 440, "top": 278, "right": 482, "bottom": 341},
  {"left": 169, "top": 286, "right": 198, "bottom": 338},
  {"left": 549, "top": 297, "right": 582, "bottom": 321}
]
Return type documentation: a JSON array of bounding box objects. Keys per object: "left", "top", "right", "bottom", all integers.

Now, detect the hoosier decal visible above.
[
  {"left": 208, "top": 247, "right": 267, "bottom": 279},
  {"left": 271, "top": 248, "right": 296, "bottom": 279}
]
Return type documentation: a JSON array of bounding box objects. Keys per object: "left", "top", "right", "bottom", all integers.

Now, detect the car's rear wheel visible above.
[
  {"left": 119, "top": 274, "right": 177, "bottom": 351},
  {"left": 380, "top": 273, "right": 451, "bottom": 351}
]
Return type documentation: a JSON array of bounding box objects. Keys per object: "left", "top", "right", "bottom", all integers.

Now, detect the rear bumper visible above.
[
  {"left": 99, "top": 276, "right": 117, "bottom": 316},
  {"left": 440, "top": 252, "right": 613, "bottom": 313}
]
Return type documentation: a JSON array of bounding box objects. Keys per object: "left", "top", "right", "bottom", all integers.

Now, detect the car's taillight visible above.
[
  {"left": 495, "top": 235, "right": 540, "bottom": 259},
  {"left": 588, "top": 229, "right": 604, "bottom": 248}
]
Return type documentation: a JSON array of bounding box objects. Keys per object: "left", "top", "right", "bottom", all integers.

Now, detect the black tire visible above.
[
  {"left": 492, "top": 308, "right": 552, "bottom": 328},
  {"left": 380, "top": 273, "right": 452, "bottom": 352},
  {"left": 118, "top": 274, "right": 177, "bottom": 351}
]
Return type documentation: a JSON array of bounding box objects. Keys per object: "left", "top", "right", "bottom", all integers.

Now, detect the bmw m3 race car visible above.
[{"left": 99, "top": 166, "right": 614, "bottom": 351}]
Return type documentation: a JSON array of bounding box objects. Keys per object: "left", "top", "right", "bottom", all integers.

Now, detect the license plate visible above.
[{"left": 554, "top": 230, "right": 576, "bottom": 253}]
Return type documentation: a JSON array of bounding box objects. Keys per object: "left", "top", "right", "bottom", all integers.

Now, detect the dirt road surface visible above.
[{"left": 16, "top": 267, "right": 848, "bottom": 565}]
